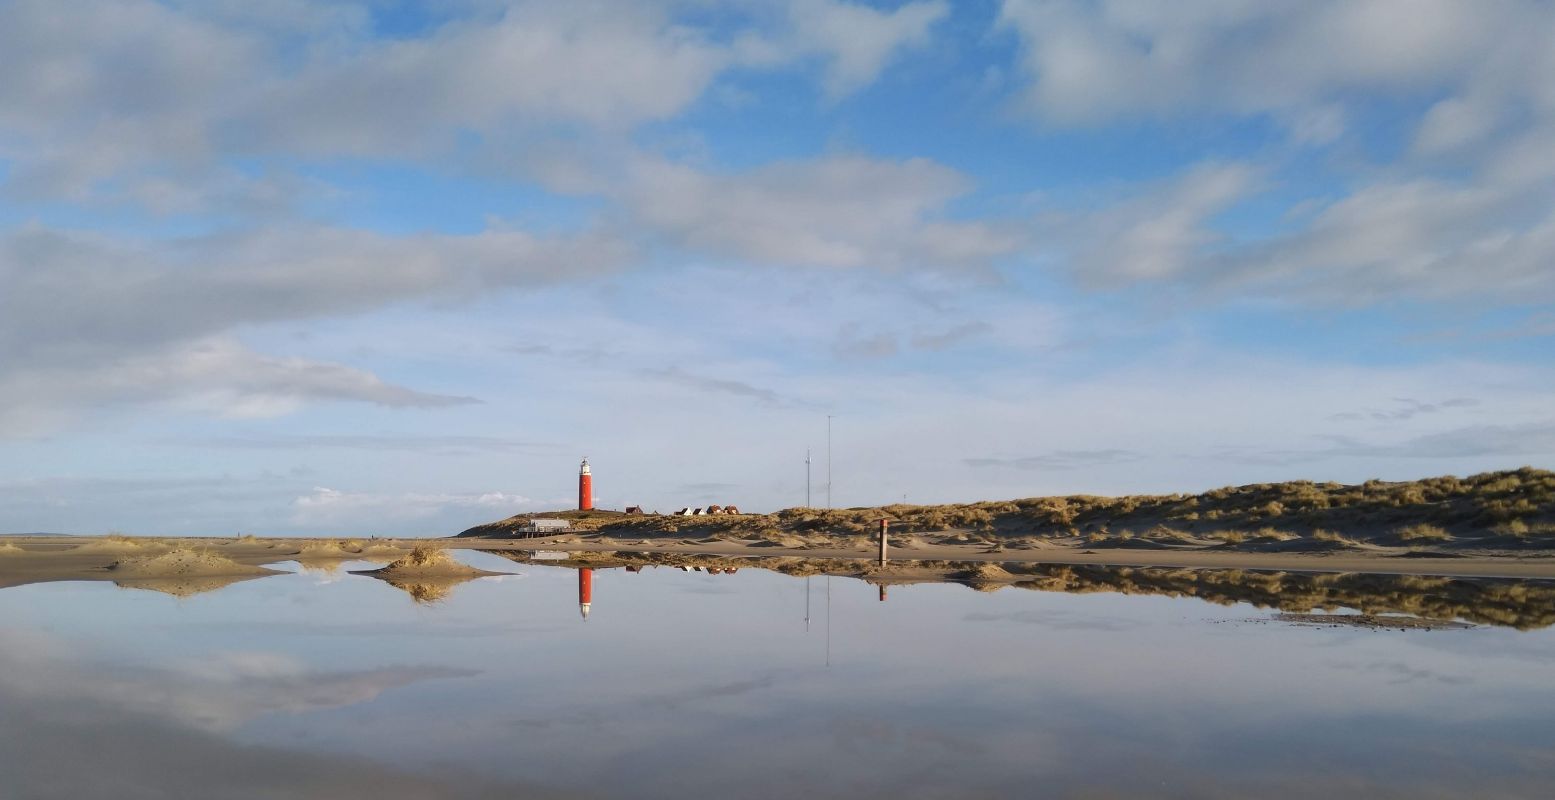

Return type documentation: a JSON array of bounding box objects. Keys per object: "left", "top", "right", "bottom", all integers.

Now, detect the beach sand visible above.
[{"left": 3, "top": 531, "right": 1554, "bottom": 592}]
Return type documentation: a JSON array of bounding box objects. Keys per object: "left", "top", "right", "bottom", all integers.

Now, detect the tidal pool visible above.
[{"left": 2, "top": 553, "right": 1553, "bottom": 799}]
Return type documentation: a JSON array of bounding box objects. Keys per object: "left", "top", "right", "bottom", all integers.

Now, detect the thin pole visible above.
[
  {"left": 826, "top": 415, "right": 833, "bottom": 509},
  {"left": 805, "top": 576, "right": 811, "bottom": 631},
  {"left": 825, "top": 575, "right": 832, "bottom": 667},
  {"left": 806, "top": 449, "right": 812, "bottom": 508}
]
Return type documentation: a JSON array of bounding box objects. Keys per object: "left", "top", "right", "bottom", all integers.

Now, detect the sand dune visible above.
[
  {"left": 351, "top": 548, "right": 507, "bottom": 580},
  {"left": 349, "top": 548, "right": 509, "bottom": 603},
  {"left": 109, "top": 549, "right": 279, "bottom": 578}
]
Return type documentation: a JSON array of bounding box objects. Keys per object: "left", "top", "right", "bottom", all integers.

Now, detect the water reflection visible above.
[
  {"left": 487, "top": 550, "right": 1555, "bottom": 630},
  {"left": 2, "top": 557, "right": 1554, "bottom": 798},
  {"left": 114, "top": 573, "right": 271, "bottom": 598}
]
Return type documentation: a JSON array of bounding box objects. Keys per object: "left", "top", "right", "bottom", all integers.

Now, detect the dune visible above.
[
  {"left": 358, "top": 544, "right": 408, "bottom": 558},
  {"left": 297, "top": 540, "right": 357, "bottom": 559},
  {"left": 1085, "top": 537, "right": 1174, "bottom": 550},
  {"left": 750, "top": 534, "right": 810, "bottom": 549},
  {"left": 350, "top": 548, "right": 507, "bottom": 602},
  {"left": 0, "top": 541, "right": 25, "bottom": 555},
  {"left": 1230, "top": 538, "right": 1367, "bottom": 554},
  {"left": 71, "top": 537, "right": 167, "bottom": 555},
  {"left": 957, "top": 563, "right": 1017, "bottom": 591},
  {"left": 108, "top": 549, "right": 280, "bottom": 578},
  {"left": 351, "top": 547, "right": 508, "bottom": 579}
]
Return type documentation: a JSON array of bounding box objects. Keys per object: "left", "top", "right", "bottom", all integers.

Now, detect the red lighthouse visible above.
[
  {"left": 578, "top": 568, "right": 593, "bottom": 620},
  {"left": 578, "top": 457, "right": 593, "bottom": 511}
]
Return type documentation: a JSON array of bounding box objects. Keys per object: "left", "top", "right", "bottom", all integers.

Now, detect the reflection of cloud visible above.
[
  {"left": 512, "top": 673, "right": 786, "bottom": 732},
  {"left": 0, "top": 631, "right": 474, "bottom": 732},
  {"left": 0, "top": 681, "right": 567, "bottom": 799},
  {"left": 1328, "top": 660, "right": 1472, "bottom": 686},
  {"left": 963, "top": 610, "right": 1144, "bottom": 632},
  {"left": 0, "top": 627, "right": 564, "bottom": 798},
  {"left": 176, "top": 618, "right": 563, "bottom": 639},
  {"left": 831, "top": 716, "right": 988, "bottom": 758}
]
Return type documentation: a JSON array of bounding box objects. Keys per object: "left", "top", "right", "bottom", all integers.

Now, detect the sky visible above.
[{"left": 1, "top": 0, "right": 1553, "bottom": 536}]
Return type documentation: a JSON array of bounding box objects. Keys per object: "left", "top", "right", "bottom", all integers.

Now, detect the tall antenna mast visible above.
[
  {"left": 806, "top": 448, "right": 812, "bottom": 508},
  {"left": 826, "top": 415, "right": 833, "bottom": 509}
]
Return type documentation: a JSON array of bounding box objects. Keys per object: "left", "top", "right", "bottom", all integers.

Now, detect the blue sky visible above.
[{"left": 2, "top": 0, "right": 1553, "bottom": 536}]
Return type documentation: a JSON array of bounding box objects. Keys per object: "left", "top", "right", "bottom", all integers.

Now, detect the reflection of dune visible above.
[
  {"left": 351, "top": 547, "right": 507, "bottom": 603},
  {"left": 369, "top": 574, "right": 483, "bottom": 604},
  {"left": 485, "top": 549, "right": 1555, "bottom": 630},
  {"left": 295, "top": 560, "right": 344, "bottom": 576},
  {"left": 113, "top": 574, "right": 271, "bottom": 598},
  {"left": 106, "top": 550, "right": 281, "bottom": 598},
  {"left": 957, "top": 563, "right": 1016, "bottom": 592},
  {"left": 1012, "top": 566, "right": 1555, "bottom": 630}
]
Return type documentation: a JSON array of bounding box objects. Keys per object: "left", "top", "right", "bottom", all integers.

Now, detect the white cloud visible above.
[
  {"left": 997, "top": 0, "right": 1554, "bottom": 145},
  {"left": 0, "top": 0, "right": 266, "bottom": 199},
  {"left": 247, "top": 1, "right": 730, "bottom": 156},
  {"left": 1229, "top": 177, "right": 1555, "bottom": 302},
  {"left": 610, "top": 154, "right": 1024, "bottom": 269},
  {"left": 291, "top": 486, "right": 539, "bottom": 526},
  {"left": 0, "top": 0, "right": 949, "bottom": 198},
  {"left": 0, "top": 222, "right": 629, "bottom": 435},
  {"left": 787, "top": 0, "right": 949, "bottom": 98},
  {"left": 1059, "top": 162, "right": 1260, "bottom": 285},
  {"left": 1049, "top": 158, "right": 1555, "bottom": 303},
  {"left": 0, "top": 337, "right": 474, "bottom": 437}
]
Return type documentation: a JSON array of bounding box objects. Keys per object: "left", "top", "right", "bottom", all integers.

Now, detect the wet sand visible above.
[
  {"left": 4, "top": 532, "right": 1555, "bottom": 591},
  {"left": 0, "top": 536, "right": 416, "bottom": 590},
  {"left": 460, "top": 532, "right": 1555, "bottom": 579}
]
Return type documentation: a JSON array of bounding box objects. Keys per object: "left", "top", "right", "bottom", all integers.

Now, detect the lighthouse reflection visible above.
[{"left": 568, "top": 563, "right": 745, "bottom": 621}]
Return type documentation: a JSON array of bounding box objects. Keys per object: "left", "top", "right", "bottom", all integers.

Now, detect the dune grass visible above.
[{"left": 461, "top": 467, "right": 1555, "bottom": 550}]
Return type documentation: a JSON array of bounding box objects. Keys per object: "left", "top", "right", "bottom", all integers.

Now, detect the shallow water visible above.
[{"left": 2, "top": 554, "right": 1553, "bottom": 799}]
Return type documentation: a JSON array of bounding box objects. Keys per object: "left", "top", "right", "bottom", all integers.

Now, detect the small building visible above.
[{"left": 518, "top": 518, "right": 571, "bottom": 534}]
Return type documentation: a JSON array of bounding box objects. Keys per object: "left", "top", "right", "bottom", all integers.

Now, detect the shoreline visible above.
[
  {"left": 475, "top": 536, "right": 1555, "bottom": 579},
  {"left": 3, "top": 533, "right": 1555, "bottom": 584},
  {"left": 4, "top": 533, "right": 1554, "bottom": 627}
]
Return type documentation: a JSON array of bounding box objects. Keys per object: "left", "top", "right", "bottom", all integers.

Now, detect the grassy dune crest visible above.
[{"left": 459, "top": 468, "right": 1555, "bottom": 551}]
